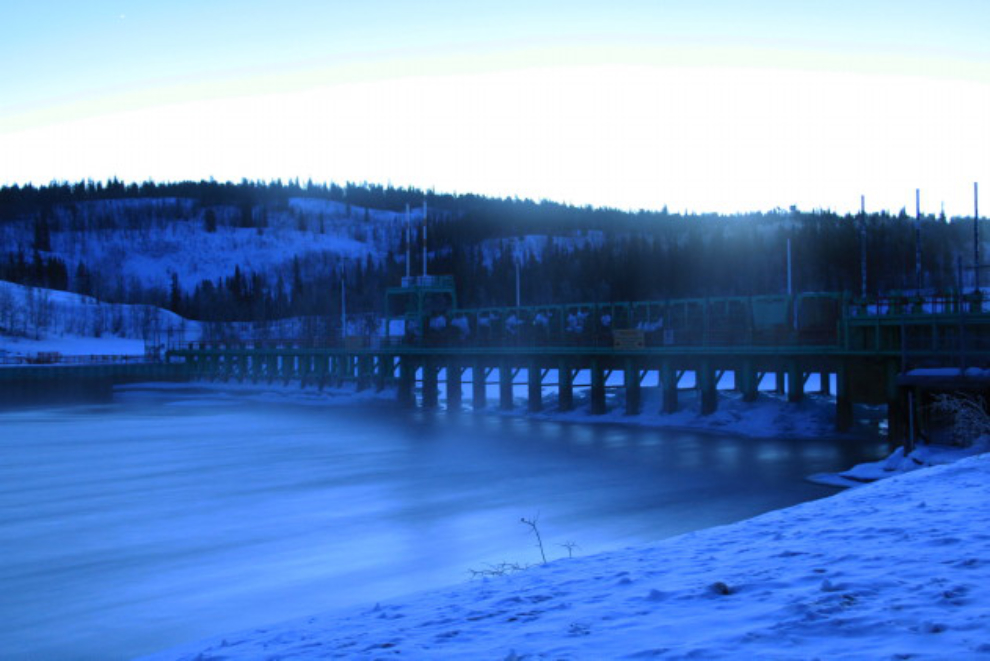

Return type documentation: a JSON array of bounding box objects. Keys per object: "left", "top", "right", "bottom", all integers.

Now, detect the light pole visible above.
[
  {"left": 405, "top": 203, "right": 411, "bottom": 281},
  {"left": 339, "top": 263, "right": 346, "bottom": 341},
  {"left": 514, "top": 240, "right": 522, "bottom": 308},
  {"left": 786, "top": 236, "right": 792, "bottom": 297},
  {"left": 860, "top": 195, "right": 867, "bottom": 299},
  {"left": 915, "top": 188, "right": 922, "bottom": 292},
  {"left": 975, "top": 182, "right": 981, "bottom": 293}
]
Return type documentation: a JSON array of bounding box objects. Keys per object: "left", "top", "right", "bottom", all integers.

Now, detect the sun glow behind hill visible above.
[{"left": 2, "top": 1, "right": 989, "bottom": 215}]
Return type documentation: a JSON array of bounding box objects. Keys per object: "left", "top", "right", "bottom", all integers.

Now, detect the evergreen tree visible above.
[
  {"left": 204, "top": 208, "right": 217, "bottom": 233},
  {"left": 169, "top": 273, "right": 182, "bottom": 313},
  {"left": 75, "top": 262, "right": 92, "bottom": 296},
  {"left": 32, "top": 213, "right": 51, "bottom": 252}
]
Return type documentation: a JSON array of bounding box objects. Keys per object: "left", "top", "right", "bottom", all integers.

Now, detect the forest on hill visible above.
[{"left": 0, "top": 179, "right": 982, "bottom": 328}]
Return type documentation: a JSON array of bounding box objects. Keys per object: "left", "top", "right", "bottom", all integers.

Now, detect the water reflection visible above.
[{"left": 0, "top": 390, "right": 885, "bottom": 660}]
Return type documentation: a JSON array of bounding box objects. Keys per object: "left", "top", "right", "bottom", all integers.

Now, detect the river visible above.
[{"left": 0, "top": 386, "right": 885, "bottom": 660}]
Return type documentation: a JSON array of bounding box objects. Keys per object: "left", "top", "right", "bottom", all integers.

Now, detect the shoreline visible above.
[
  {"left": 117, "top": 378, "right": 883, "bottom": 444},
  {"left": 139, "top": 449, "right": 990, "bottom": 660},
  {"left": 117, "top": 379, "right": 989, "bottom": 660},
  {"left": 119, "top": 379, "right": 891, "bottom": 489}
]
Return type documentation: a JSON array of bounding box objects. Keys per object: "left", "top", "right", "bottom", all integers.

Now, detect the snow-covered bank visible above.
[
  {"left": 142, "top": 451, "right": 990, "bottom": 660},
  {"left": 810, "top": 437, "right": 990, "bottom": 488},
  {"left": 527, "top": 385, "right": 870, "bottom": 441}
]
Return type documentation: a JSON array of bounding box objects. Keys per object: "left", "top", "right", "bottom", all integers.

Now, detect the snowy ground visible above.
[
  {"left": 808, "top": 437, "right": 990, "bottom": 488},
  {"left": 141, "top": 450, "right": 990, "bottom": 660},
  {"left": 0, "top": 280, "right": 193, "bottom": 362},
  {"left": 0, "top": 333, "right": 147, "bottom": 358}
]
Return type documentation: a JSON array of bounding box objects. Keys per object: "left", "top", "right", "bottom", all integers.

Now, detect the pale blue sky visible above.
[{"left": 2, "top": 1, "right": 988, "bottom": 213}]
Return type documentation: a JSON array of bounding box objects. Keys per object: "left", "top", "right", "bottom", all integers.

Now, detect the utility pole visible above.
[
  {"left": 786, "top": 237, "right": 792, "bottom": 296},
  {"left": 514, "top": 253, "right": 522, "bottom": 308},
  {"left": 915, "top": 188, "right": 922, "bottom": 292},
  {"left": 860, "top": 195, "right": 867, "bottom": 299},
  {"left": 405, "top": 204, "right": 411, "bottom": 280},
  {"left": 422, "top": 200, "right": 428, "bottom": 278},
  {"left": 976, "top": 182, "right": 981, "bottom": 292},
  {"left": 340, "top": 264, "right": 346, "bottom": 340}
]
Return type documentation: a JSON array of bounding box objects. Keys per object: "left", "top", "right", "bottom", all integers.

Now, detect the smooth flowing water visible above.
[{"left": 0, "top": 387, "right": 885, "bottom": 660}]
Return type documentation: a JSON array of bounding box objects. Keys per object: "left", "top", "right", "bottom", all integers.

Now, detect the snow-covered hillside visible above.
[
  {"left": 0, "top": 280, "right": 195, "bottom": 358},
  {"left": 0, "top": 197, "right": 416, "bottom": 295},
  {"left": 2, "top": 193, "right": 622, "bottom": 301},
  {"left": 143, "top": 452, "right": 990, "bottom": 660}
]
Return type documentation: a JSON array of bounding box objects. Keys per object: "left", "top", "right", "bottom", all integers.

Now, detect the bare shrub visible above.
[
  {"left": 930, "top": 393, "right": 990, "bottom": 447},
  {"left": 469, "top": 515, "right": 576, "bottom": 579},
  {"left": 520, "top": 515, "right": 547, "bottom": 565},
  {"left": 468, "top": 562, "right": 532, "bottom": 578}
]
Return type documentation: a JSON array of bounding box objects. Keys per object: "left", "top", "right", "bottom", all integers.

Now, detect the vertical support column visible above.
[
  {"left": 557, "top": 359, "right": 573, "bottom": 412},
  {"left": 787, "top": 361, "right": 804, "bottom": 403},
  {"left": 375, "top": 355, "right": 392, "bottom": 392},
  {"left": 819, "top": 371, "right": 831, "bottom": 396},
  {"left": 888, "top": 392, "right": 908, "bottom": 448},
  {"left": 251, "top": 353, "right": 260, "bottom": 384},
  {"left": 907, "top": 388, "right": 919, "bottom": 454},
  {"left": 739, "top": 360, "right": 759, "bottom": 402},
  {"left": 624, "top": 359, "right": 641, "bottom": 415},
  {"left": 317, "top": 355, "right": 329, "bottom": 391},
  {"left": 357, "top": 355, "right": 372, "bottom": 392},
  {"left": 472, "top": 361, "right": 488, "bottom": 410},
  {"left": 446, "top": 363, "right": 462, "bottom": 411},
  {"left": 836, "top": 361, "right": 853, "bottom": 432},
  {"left": 398, "top": 356, "right": 415, "bottom": 407},
  {"left": 698, "top": 360, "right": 718, "bottom": 415},
  {"left": 422, "top": 360, "right": 439, "bottom": 408},
  {"left": 660, "top": 361, "right": 678, "bottom": 414},
  {"left": 499, "top": 359, "right": 514, "bottom": 410},
  {"left": 267, "top": 354, "right": 277, "bottom": 384},
  {"left": 300, "top": 355, "right": 311, "bottom": 388},
  {"left": 775, "top": 369, "right": 786, "bottom": 395},
  {"left": 528, "top": 361, "right": 543, "bottom": 412},
  {"left": 590, "top": 359, "right": 607, "bottom": 415},
  {"left": 917, "top": 389, "right": 931, "bottom": 445},
  {"left": 886, "top": 359, "right": 906, "bottom": 447},
  {"left": 283, "top": 354, "right": 292, "bottom": 386}
]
